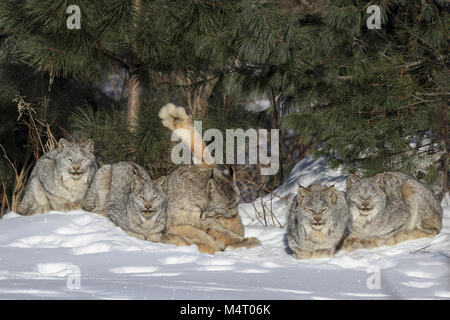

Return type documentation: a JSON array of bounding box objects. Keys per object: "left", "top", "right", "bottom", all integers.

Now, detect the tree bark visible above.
[
  {"left": 126, "top": 0, "right": 143, "bottom": 132},
  {"left": 127, "top": 68, "right": 142, "bottom": 132}
]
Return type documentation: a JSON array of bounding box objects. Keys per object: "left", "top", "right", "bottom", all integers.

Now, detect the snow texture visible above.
[{"left": 0, "top": 157, "right": 448, "bottom": 299}]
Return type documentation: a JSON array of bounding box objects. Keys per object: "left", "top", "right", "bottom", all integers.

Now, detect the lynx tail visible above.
[{"left": 159, "top": 103, "right": 214, "bottom": 168}]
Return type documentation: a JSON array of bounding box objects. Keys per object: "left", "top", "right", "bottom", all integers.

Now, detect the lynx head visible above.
[
  {"left": 56, "top": 138, "right": 96, "bottom": 183},
  {"left": 346, "top": 173, "right": 386, "bottom": 222},
  {"left": 129, "top": 174, "right": 168, "bottom": 220},
  {"left": 296, "top": 184, "right": 339, "bottom": 232},
  {"left": 207, "top": 165, "right": 239, "bottom": 210}
]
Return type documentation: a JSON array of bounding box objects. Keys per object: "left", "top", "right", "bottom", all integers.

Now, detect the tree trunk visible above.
[
  {"left": 126, "top": 0, "right": 142, "bottom": 132},
  {"left": 127, "top": 68, "right": 142, "bottom": 132},
  {"left": 187, "top": 76, "right": 219, "bottom": 118}
]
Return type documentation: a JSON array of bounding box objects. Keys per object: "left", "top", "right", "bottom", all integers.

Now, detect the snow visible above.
[
  {"left": 239, "top": 156, "right": 347, "bottom": 226},
  {"left": 0, "top": 157, "right": 449, "bottom": 299}
]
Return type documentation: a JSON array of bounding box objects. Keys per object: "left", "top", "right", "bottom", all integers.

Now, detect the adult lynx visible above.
[
  {"left": 344, "top": 172, "right": 443, "bottom": 250},
  {"left": 83, "top": 161, "right": 168, "bottom": 242},
  {"left": 159, "top": 103, "right": 261, "bottom": 254},
  {"left": 17, "top": 138, "right": 96, "bottom": 215},
  {"left": 287, "top": 184, "right": 349, "bottom": 259}
]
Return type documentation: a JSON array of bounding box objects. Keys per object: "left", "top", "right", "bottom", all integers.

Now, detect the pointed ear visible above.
[
  {"left": 374, "top": 174, "right": 384, "bottom": 189},
  {"left": 297, "top": 186, "right": 311, "bottom": 206},
  {"left": 130, "top": 174, "right": 145, "bottom": 193},
  {"left": 322, "top": 185, "right": 337, "bottom": 204},
  {"left": 80, "top": 138, "right": 94, "bottom": 153},
  {"left": 347, "top": 173, "right": 360, "bottom": 191},
  {"left": 154, "top": 176, "right": 167, "bottom": 193},
  {"left": 58, "top": 138, "right": 72, "bottom": 152},
  {"left": 206, "top": 178, "right": 216, "bottom": 194}
]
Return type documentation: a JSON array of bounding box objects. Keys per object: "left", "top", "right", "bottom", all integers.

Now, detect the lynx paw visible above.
[
  {"left": 292, "top": 250, "right": 312, "bottom": 259},
  {"left": 310, "top": 249, "right": 334, "bottom": 259},
  {"left": 228, "top": 237, "right": 261, "bottom": 250}
]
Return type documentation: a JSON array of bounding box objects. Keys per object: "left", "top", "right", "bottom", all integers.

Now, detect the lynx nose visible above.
[
  {"left": 313, "top": 216, "right": 322, "bottom": 223},
  {"left": 144, "top": 203, "right": 153, "bottom": 210},
  {"left": 72, "top": 164, "right": 81, "bottom": 172},
  {"left": 362, "top": 201, "right": 370, "bottom": 207}
]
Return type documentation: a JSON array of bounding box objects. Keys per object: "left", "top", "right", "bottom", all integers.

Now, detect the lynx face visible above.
[
  {"left": 346, "top": 174, "right": 387, "bottom": 222},
  {"left": 129, "top": 176, "right": 168, "bottom": 220},
  {"left": 207, "top": 166, "right": 239, "bottom": 210},
  {"left": 297, "top": 185, "right": 338, "bottom": 233},
  {"left": 56, "top": 138, "right": 96, "bottom": 183}
]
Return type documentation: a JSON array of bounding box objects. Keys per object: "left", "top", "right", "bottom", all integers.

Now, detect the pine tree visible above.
[
  {"left": 282, "top": 0, "right": 449, "bottom": 199},
  {"left": 0, "top": 0, "right": 249, "bottom": 176}
]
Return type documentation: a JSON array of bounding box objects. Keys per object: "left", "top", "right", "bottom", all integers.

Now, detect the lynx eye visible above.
[
  {"left": 321, "top": 208, "right": 328, "bottom": 213},
  {"left": 68, "top": 158, "right": 73, "bottom": 162},
  {"left": 139, "top": 196, "right": 145, "bottom": 200}
]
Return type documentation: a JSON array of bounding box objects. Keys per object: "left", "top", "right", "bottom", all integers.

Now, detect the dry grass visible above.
[
  {"left": 0, "top": 96, "right": 57, "bottom": 216},
  {"left": 0, "top": 180, "right": 8, "bottom": 219},
  {"left": 0, "top": 144, "right": 32, "bottom": 213},
  {"left": 14, "top": 95, "right": 58, "bottom": 157},
  {"left": 236, "top": 168, "right": 288, "bottom": 228}
]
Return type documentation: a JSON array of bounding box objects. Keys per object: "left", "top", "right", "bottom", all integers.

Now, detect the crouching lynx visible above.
[
  {"left": 82, "top": 161, "right": 168, "bottom": 242},
  {"left": 17, "top": 138, "right": 97, "bottom": 215},
  {"left": 161, "top": 164, "right": 261, "bottom": 254},
  {"left": 343, "top": 172, "right": 443, "bottom": 250},
  {"left": 287, "top": 184, "right": 349, "bottom": 259},
  {"left": 159, "top": 103, "right": 261, "bottom": 254}
]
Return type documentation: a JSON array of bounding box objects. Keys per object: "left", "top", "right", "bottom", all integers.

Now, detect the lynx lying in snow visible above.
[
  {"left": 17, "top": 138, "right": 97, "bottom": 215},
  {"left": 287, "top": 184, "right": 349, "bottom": 259},
  {"left": 158, "top": 103, "right": 261, "bottom": 254},
  {"left": 343, "top": 172, "right": 443, "bottom": 250},
  {"left": 82, "top": 161, "right": 168, "bottom": 242}
]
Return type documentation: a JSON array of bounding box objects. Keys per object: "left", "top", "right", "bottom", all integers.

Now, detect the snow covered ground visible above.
[{"left": 0, "top": 158, "right": 449, "bottom": 299}]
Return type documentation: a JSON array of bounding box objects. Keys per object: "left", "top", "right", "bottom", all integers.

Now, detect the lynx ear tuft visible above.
[
  {"left": 347, "top": 173, "right": 360, "bottom": 191},
  {"left": 206, "top": 178, "right": 216, "bottom": 194},
  {"left": 130, "top": 174, "right": 145, "bottom": 193},
  {"left": 80, "top": 138, "right": 94, "bottom": 153},
  {"left": 154, "top": 176, "right": 168, "bottom": 193},
  {"left": 58, "top": 138, "right": 72, "bottom": 152},
  {"left": 322, "top": 185, "right": 337, "bottom": 204},
  {"left": 374, "top": 174, "right": 384, "bottom": 189},
  {"left": 297, "top": 186, "right": 311, "bottom": 206}
]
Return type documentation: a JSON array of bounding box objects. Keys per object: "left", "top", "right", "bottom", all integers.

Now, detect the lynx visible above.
[
  {"left": 343, "top": 172, "right": 443, "bottom": 250},
  {"left": 82, "top": 161, "right": 168, "bottom": 242},
  {"left": 17, "top": 138, "right": 96, "bottom": 215},
  {"left": 158, "top": 103, "right": 261, "bottom": 254},
  {"left": 287, "top": 184, "right": 349, "bottom": 259}
]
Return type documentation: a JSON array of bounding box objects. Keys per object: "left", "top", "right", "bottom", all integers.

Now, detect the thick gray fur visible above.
[
  {"left": 83, "top": 161, "right": 168, "bottom": 242},
  {"left": 17, "top": 138, "right": 97, "bottom": 215},
  {"left": 287, "top": 184, "right": 349, "bottom": 259}
]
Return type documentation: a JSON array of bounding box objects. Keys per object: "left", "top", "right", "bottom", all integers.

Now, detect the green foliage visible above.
[{"left": 282, "top": 0, "right": 449, "bottom": 185}]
